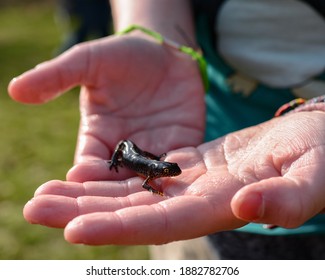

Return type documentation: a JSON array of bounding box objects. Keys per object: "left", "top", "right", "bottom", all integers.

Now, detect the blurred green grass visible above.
[{"left": 0, "top": 3, "right": 149, "bottom": 259}]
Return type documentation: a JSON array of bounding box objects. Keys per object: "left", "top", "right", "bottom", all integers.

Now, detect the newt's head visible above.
[{"left": 152, "top": 161, "right": 182, "bottom": 178}]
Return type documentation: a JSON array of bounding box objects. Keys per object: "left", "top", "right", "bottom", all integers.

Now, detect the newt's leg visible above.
[
  {"left": 107, "top": 160, "right": 120, "bottom": 172},
  {"left": 142, "top": 177, "right": 163, "bottom": 196},
  {"left": 107, "top": 148, "right": 123, "bottom": 172}
]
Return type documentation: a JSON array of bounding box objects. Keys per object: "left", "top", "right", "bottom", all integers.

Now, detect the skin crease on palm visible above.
[{"left": 8, "top": 35, "right": 325, "bottom": 246}]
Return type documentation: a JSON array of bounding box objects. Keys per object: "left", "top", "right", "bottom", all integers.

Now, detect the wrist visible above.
[
  {"left": 110, "top": 0, "right": 196, "bottom": 47},
  {"left": 117, "top": 25, "right": 209, "bottom": 91},
  {"left": 275, "top": 95, "right": 325, "bottom": 117}
]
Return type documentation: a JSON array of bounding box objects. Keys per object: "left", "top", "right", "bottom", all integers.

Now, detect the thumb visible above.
[
  {"left": 231, "top": 176, "right": 325, "bottom": 228},
  {"left": 8, "top": 44, "right": 89, "bottom": 104}
]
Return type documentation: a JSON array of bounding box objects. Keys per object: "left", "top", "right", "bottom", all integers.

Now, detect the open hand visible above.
[
  {"left": 23, "top": 112, "right": 325, "bottom": 245},
  {"left": 8, "top": 35, "right": 205, "bottom": 182}
]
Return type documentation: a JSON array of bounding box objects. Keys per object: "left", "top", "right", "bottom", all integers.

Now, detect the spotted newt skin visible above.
[{"left": 108, "top": 140, "right": 182, "bottom": 195}]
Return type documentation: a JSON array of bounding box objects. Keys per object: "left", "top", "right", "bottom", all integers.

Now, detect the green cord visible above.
[
  {"left": 117, "top": 24, "right": 209, "bottom": 92},
  {"left": 117, "top": 25, "right": 164, "bottom": 43}
]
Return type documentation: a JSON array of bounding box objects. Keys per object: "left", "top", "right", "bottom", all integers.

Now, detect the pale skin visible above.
[{"left": 8, "top": 0, "right": 325, "bottom": 245}]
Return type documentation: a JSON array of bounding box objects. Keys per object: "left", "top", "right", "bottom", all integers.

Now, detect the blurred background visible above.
[{"left": 0, "top": 0, "right": 149, "bottom": 259}]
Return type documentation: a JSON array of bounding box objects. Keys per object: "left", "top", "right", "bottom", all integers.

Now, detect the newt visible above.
[{"left": 108, "top": 140, "right": 182, "bottom": 195}]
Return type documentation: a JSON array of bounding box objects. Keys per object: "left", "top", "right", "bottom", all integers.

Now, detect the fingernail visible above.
[
  {"left": 64, "top": 218, "right": 85, "bottom": 244},
  {"left": 236, "top": 192, "right": 265, "bottom": 221}
]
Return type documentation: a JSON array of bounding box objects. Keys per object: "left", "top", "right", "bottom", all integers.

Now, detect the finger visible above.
[
  {"left": 34, "top": 178, "right": 144, "bottom": 198},
  {"left": 63, "top": 195, "right": 240, "bottom": 245},
  {"left": 66, "top": 160, "right": 135, "bottom": 182},
  {"left": 8, "top": 45, "right": 90, "bottom": 104},
  {"left": 23, "top": 191, "right": 163, "bottom": 228},
  {"left": 231, "top": 175, "right": 325, "bottom": 228}
]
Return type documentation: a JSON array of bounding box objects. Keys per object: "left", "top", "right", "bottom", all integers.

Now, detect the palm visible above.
[
  {"left": 23, "top": 112, "right": 325, "bottom": 245},
  {"left": 77, "top": 36, "right": 204, "bottom": 153}
]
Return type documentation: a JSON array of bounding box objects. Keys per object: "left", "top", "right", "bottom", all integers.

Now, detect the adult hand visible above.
[
  {"left": 23, "top": 112, "right": 325, "bottom": 245},
  {"left": 8, "top": 34, "right": 205, "bottom": 182}
]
